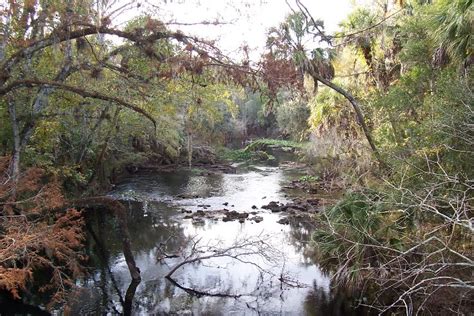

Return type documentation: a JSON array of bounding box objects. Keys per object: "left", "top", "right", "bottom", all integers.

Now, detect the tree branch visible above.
[{"left": 0, "top": 79, "right": 157, "bottom": 129}]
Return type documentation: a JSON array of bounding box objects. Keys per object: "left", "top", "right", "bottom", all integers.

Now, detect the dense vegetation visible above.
[{"left": 0, "top": 0, "right": 472, "bottom": 314}]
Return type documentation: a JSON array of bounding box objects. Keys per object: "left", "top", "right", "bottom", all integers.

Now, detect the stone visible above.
[
  {"left": 250, "top": 216, "right": 263, "bottom": 223},
  {"left": 261, "top": 201, "right": 282, "bottom": 212},
  {"left": 222, "top": 211, "right": 249, "bottom": 222},
  {"left": 277, "top": 217, "right": 290, "bottom": 225}
]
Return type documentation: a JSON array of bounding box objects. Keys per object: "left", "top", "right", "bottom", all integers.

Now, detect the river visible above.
[{"left": 50, "top": 161, "right": 362, "bottom": 315}]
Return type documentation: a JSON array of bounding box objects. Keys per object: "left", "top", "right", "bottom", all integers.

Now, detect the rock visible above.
[
  {"left": 238, "top": 212, "right": 249, "bottom": 219},
  {"left": 181, "top": 209, "right": 192, "bottom": 214},
  {"left": 205, "top": 213, "right": 216, "bottom": 219},
  {"left": 250, "top": 216, "right": 263, "bottom": 223},
  {"left": 195, "top": 210, "right": 205, "bottom": 216},
  {"left": 251, "top": 205, "right": 258, "bottom": 209},
  {"left": 277, "top": 217, "right": 290, "bottom": 225},
  {"left": 250, "top": 211, "right": 258, "bottom": 215},
  {"left": 183, "top": 215, "right": 193, "bottom": 219},
  {"left": 262, "top": 196, "right": 267, "bottom": 199},
  {"left": 238, "top": 218, "right": 245, "bottom": 223},
  {"left": 223, "top": 202, "right": 229, "bottom": 206},
  {"left": 261, "top": 201, "right": 282, "bottom": 212},
  {"left": 197, "top": 204, "right": 211, "bottom": 208},
  {"left": 192, "top": 218, "right": 205, "bottom": 225},
  {"left": 222, "top": 211, "right": 249, "bottom": 222},
  {"left": 282, "top": 203, "right": 307, "bottom": 212}
]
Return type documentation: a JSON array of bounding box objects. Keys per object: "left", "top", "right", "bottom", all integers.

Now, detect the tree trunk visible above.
[
  {"left": 306, "top": 68, "right": 385, "bottom": 166},
  {"left": 89, "top": 107, "right": 120, "bottom": 185},
  {"left": 7, "top": 98, "right": 21, "bottom": 183},
  {"left": 187, "top": 131, "right": 193, "bottom": 168},
  {"left": 77, "top": 107, "right": 108, "bottom": 164},
  {"left": 20, "top": 64, "right": 74, "bottom": 150}
]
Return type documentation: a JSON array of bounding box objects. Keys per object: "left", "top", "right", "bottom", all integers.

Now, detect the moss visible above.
[
  {"left": 244, "top": 138, "right": 306, "bottom": 152},
  {"left": 218, "top": 148, "right": 252, "bottom": 162}
]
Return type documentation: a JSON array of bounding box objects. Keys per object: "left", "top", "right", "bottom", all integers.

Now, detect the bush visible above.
[{"left": 276, "top": 97, "right": 310, "bottom": 141}]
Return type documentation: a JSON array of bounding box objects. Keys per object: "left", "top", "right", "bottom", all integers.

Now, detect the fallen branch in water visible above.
[
  {"left": 166, "top": 277, "right": 243, "bottom": 298},
  {"left": 164, "top": 233, "right": 280, "bottom": 279},
  {"left": 162, "top": 233, "right": 307, "bottom": 298}
]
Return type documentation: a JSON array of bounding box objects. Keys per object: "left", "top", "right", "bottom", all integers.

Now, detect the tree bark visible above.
[{"left": 7, "top": 98, "right": 21, "bottom": 183}]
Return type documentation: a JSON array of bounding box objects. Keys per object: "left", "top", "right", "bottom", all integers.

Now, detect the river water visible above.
[{"left": 56, "top": 162, "right": 360, "bottom": 315}]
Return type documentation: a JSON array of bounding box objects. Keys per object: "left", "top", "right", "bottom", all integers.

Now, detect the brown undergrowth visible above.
[{"left": 0, "top": 155, "right": 86, "bottom": 308}]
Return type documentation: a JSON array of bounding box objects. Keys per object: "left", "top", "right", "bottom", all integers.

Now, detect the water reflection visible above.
[{"left": 62, "top": 166, "right": 358, "bottom": 315}]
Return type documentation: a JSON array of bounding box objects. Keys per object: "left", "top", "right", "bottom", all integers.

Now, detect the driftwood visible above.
[{"left": 165, "top": 277, "right": 242, "bottom": 298}]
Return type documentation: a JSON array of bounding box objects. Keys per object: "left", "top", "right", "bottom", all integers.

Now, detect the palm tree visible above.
[
  {"left": 432, "top": 0, "right": 473, "bottom": 65},
  {"left": 267, "top": 11, "right": 385, "bottom": 165}
]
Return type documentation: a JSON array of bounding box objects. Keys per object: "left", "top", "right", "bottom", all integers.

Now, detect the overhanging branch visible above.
[{"left": 0, "top": 79, "right": 157, "bottom": 130}]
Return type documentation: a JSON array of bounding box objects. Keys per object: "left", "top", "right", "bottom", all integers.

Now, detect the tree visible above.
[
  {"left": 263, "top": 7, "right": 385, "bottom": 165},
  {"left": 432, "top": 0, "right": 473, "bottom": 66},
  {"left": 0, "top": 1, "right": 226, "bottom": 184}
]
